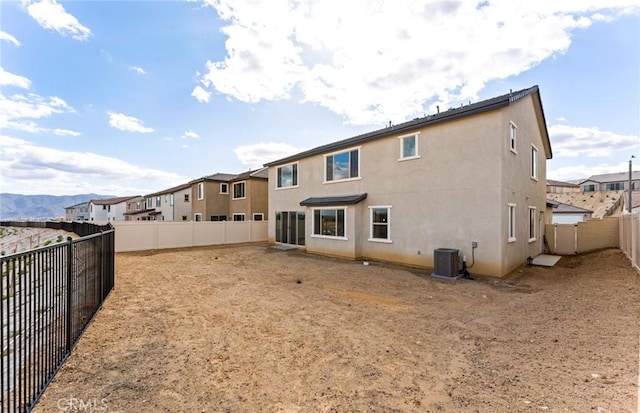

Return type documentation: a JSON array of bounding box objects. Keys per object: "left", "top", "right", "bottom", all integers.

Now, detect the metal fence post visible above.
[{"left": 65, "top": 237, "right": 73, "bottom": 353}]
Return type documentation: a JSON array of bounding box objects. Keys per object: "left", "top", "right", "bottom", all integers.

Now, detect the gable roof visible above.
[
  {"left": 547, "top": 179, "right": 579, "bottom": 188},
  {"left": 265, "top": 85, "right": 551, "bottom": 167},
  {"left": 91, "top": 196, "right": 139, "bottom": 206},
  {"left": 232, "top": 167, "right": 268, "bottom": 181},
  {"left": 145, "top": 182, "right": 191, "bottom": 197},
  {"left": 551, "top": 201, "right": 592, "bottom": 214},
  {"left": 580, "top": 170, "right": 640, "bottom": 184}
]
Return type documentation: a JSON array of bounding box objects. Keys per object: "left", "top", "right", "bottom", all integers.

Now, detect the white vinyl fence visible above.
[
  {"left": 109, "top": 220, "right": 268, "bottom": 252},
  {"left": 619, "top": 212, "right": 639, "bottom": 273}
]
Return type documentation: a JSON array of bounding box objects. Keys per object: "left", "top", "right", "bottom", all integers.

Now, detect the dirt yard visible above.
[{"left": 33, "top": 245, "right": 639, "bottom": 413}]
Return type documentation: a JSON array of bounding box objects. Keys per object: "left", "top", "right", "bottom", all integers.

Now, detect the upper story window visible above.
[
  {"left": 325, "top": 148, "right": 359, "bottom": 182},
  {"left": 147, "top": 197, "right": 152, "bottom": 208},
  {"left": 530, "top": 144, "right": 538, "bottom": 180},
  {"left": 509, "top": 122, "right": 517, "bottom": 153},
  {"left": 220, "top": 183, "right": 229, "bottom": 194},
  {"left": 156, "top": 196, "right": 161, "bottom": 207},
  {"left": 169, "top": 194, "right": 174, "bottom": 206},
  {"left": 277, "top": 163, "right": 298, "bottom": 188},
  {"left": 233, "top": 181, "right": 246, "bottom": 199},
  {"left": 399, "top": 133, "right": 419, "bottom": 160},
  {"left": 184, "top": 194, "right": 190, "bottom": 202},
  {"left": 197, "top": 183, "right": 204, "bottom": 200},
  {"left": 136, "top": 202, "right": 141, "bottom": 210}
]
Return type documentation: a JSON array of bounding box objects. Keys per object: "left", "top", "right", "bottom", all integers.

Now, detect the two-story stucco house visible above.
[
  {"left": 265, "top": 85, "right": 552, "bottom": 278},
  {"left": 139, "top": 183, "right": 192, "bottom": 221},
  {"left": 189, "top": 169, "right": 269, "bottom": 222},
  {"left": 65, "top": 201, "right": 90, "bottom": 221},
  {"left": 90, "top": 196, "right": 139, "bottom": 222},
  {"left": 579, "top": 171, "right": 640, "bottom": 192}
]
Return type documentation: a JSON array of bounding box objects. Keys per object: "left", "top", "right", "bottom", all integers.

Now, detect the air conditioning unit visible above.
[{"left": 433, "top": 248, "right": 460, "bottom": 278}]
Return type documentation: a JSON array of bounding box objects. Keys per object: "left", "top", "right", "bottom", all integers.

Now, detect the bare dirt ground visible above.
[{"left": 33, "top": 244, "right": 639, "bottom": 413}]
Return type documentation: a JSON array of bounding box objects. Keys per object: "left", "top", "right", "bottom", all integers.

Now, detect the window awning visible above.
[{"left": 300, "top": 193, "right": 367, "bottom": 207}]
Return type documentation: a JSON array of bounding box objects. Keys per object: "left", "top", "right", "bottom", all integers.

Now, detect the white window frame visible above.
[
  {"left": 220, "top": 183, "right": 228, "bottom": 194},
  {"left": 323, "top": 147, "right": 361, "bottom": 184},
  {"left": 252, "top": 213, "right": 264, "bottom": 221},
  {"left": 509, "top": 122, "right": 517, "bottom": 154},
  {"left": 311, "top": 207, "right": 348, "bottom": 240},
  {"left": 194, "top": 213, "right": 202, "bottom": 222},
  {"left": 169, "top": 194, "right": 174, "bottom": 206},
  {"left": 528, "top": 206, "right": 536, "bottom": 242},
  {"left": 197, "top": 182, "right": 204, "bottom": 200},
  {"left": 530, "top": 144, "right": 538, "bottom": 181},
  {"left": 276, "top": 162, "right": 299, "bottom": 189},
  {"left": 368, "top": 206, "right": 392, "bottom": 243},
  {"left": 398, "top": 133, "right": 420, "bottom": 161},
  {"left": 232, "top": 213, "right": 246, "bottom": 222},
  {"left": 508, "top": 203, "right": 516, "bottom": 243},
  {"left": 232, "top": 181, "right": 246, "bottom": 200}
]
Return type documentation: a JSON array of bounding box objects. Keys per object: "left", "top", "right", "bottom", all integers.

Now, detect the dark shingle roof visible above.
[
  {"left": 265, "top": 85, "right": 550, "bottom": 167},
  {"left": 91, "top": 196, "right": 139, "bottom": 206},
  {"left": 547, "top": 179, "right": 578, "bottom": 188},
  {"left": 300, "top": 193, "right": 367, "bottom": 206},
  {"left": 145, "top": 183, "right": 192, "bottom": 197}
]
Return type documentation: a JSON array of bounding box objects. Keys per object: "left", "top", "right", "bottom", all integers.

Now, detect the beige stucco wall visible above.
[
  {"left": 269, "top": 94, "right": 548, "bottom": 277},
  {"left": 191, "top": 181, "right": 230, "bottom": 220},
  {"left": 230, "top": 179, "right": 268, "bottom": 219}
]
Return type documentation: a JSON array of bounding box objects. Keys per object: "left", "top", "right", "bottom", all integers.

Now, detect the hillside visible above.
[{"left": 0, "top": 193, "right": 114, "bottom": 221}]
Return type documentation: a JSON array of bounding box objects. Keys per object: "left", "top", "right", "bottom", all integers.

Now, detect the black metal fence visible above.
[{"left": 1, "top": 223, "right": 115, "bottom": 412}]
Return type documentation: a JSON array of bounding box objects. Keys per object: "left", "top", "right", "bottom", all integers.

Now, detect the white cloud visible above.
[
  {"left": 195, "top": 0, "right": 640, "bottom": 124},
  {"left": 0, "top": 67, "right": 31, "bottom": 89},
  {"left": 0, "top": 91, "right": 76, "bottom": 135},
  {"left": 234, "top": 142, "right": 306, "bottom": 167},
  {"left": 182, "top": 130, "right": 200, "bottom": 139},
  {"left": 0, "top": 135, "right": 189, "bottom": 195},
  {"left": 548, "top": 162, "right": 635, "bottom": 182},
  {"left": 25, "top": 0, "right": 91, "bottom": 41},
  {"left": 107, "top": 111, "right": 154, "bottom": 133},
  {"left": 191, "top": 85, "right": 211, "bottom": 103},
  {"left": 0, "top": 30, "right": 21, "bottom": 46},
  {"left": 549, "top": 124, "right": 639, "bottom": 158},
  {"left": 130, "top": 65, "right": 147, "bottom": 75},
  {"left": 556, "top": 116, "right": 567, "bottom": 122}
]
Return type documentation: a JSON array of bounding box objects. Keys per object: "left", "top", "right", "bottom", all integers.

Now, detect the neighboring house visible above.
[
  {"left": 65, "top": 201, "right": 90, "bottom": 221},
  {"left": 90, "top": 196, "right": 139, "bottom": 221},
  {"left": 547, "top": 200, "right": 593, "bottom": 224},
  {"left": 189, "top": 173, "right": 237, "bottom": 222},
  {"left": 188, "top": 169, "right": 268, "bottom": 222},
  {"left": 265, "top": 85, "right": 552, "bottom": 278},
  {"left": 580, "top": 171, "right": 640, "bottom": 192},
  {"left": 228, "top": 168, "right": 269, "bottom": 222},
  {"left": 547, "top": 179, "right": 579, "bottom": 194},
  {"left": 141, "top": 183, "right": 192, "bottom": 221},
  {"left": 123, "top": 196, "right": 152, "bottom": 221}
]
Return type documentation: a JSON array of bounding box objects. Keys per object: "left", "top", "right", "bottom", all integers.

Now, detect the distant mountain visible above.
[{"left": 0, "top": 193, "right": 114, "bottom": 221}]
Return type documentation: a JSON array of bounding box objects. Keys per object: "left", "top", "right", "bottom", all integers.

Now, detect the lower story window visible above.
[
  {"left": 369, "top": 206, "right": 391, "bottom": 242},
  {"left": 211, "top": 215, "right": 227, "bottom": 221},
  {"left": 508, "top": 204, "right": 516, "bottom": 242},
  {"left": 253, "top": 213, "right": 264, "bottom": 221},
  {"left": 233, "top": 213, "right": 246, "bottom": 221},
  {"left": 194, "top": 213, "right": 202, "bottom": 222},
  {"left": 313, "top": 208, "right": 345, "bottom": 238}
]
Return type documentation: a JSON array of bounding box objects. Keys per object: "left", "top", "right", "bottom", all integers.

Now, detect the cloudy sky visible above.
[{"left": 1, "top": 0, "right": 638, "bottom": 196}]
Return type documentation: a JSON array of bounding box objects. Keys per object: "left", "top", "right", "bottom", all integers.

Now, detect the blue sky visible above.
[{"left": 1, "top": 0, "right": 638, "bottom": 196}]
